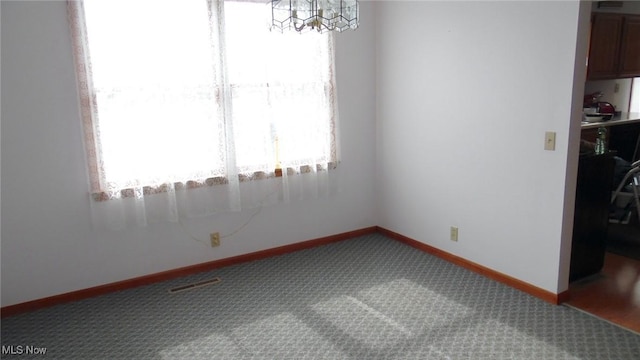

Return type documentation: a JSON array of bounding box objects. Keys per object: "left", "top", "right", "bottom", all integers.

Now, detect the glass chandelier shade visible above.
[{"left": 271, "top": 0, "right": 359, "bottom": 33}]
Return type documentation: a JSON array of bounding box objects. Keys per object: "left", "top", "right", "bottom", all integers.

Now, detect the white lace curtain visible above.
[{"left": 67, "top": 0, "right": 339, "bottom": 230}]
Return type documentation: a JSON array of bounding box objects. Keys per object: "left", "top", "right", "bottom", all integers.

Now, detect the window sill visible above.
[{"left": 91, "top": 163, "right": 336, "bottom": 202}]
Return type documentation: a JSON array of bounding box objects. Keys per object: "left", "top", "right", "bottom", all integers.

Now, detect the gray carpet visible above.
[{"left": 2, "top": 233, "right": 639, "bottom": 359}]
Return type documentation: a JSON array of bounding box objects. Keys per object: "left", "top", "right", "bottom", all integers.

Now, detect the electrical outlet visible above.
[
  {"left": 450, "top": 227, "right": 459, "bottom": 242},
  {"left": 210, "top": 232, "right": 220, "bottom": 247}
]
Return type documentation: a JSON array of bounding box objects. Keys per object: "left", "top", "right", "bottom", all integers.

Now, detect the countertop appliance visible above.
[
  {"left": 596, "top": 101, "right": 615, "bottom": 114},
  {"left": 583, "top": 92, "right": 616, "bottom": 115}
]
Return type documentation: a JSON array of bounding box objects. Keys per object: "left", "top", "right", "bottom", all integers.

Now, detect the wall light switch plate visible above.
[{"left": 544, "top": 131, "right": 556, "bottom": 151}]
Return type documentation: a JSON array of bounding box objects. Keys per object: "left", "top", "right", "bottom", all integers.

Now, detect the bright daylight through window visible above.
[
  {"left": 70, "top": 0, "right": 338, "bottom": 200},
  {"left": 631, "top": 78, "right": 640, "bottom": 113}
]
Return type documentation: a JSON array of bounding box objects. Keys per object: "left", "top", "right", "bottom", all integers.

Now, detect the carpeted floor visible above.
[{"left": 2, "top": 233, "right": 639, "bottom": 359}]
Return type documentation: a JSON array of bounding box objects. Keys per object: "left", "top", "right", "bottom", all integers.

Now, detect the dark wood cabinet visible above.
[
  {"left": 588, "top": 14, "right": 623, "bottom": 79},
  {"left": 618, "top": 15, "right": 640, "bottom": 78},
  {"left": 570, "top": 152, "right": 615, "bottom": 282},
  {"left": 609, "top": 122, "right": 640, "bottom": 162},
  {"left": 587, "top": 13, "right": 640, "bottom": 80}
]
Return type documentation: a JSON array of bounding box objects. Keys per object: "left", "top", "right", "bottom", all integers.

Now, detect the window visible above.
[
  {"left": 69, "top": 0, "right": 338, "bottom": 200},
  {"left": 631, "top": 78, "right": 639, "bottom": 113}
]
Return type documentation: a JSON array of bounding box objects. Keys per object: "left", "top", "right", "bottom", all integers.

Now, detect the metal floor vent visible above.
[{"left": 168, "top": 277, "right": 221, "bottom": 294}]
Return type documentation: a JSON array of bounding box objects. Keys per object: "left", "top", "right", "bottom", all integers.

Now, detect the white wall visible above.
[
  {"left": 375, "top": 1, "right": 588, "bottom": 294},
  {"left": 0, "top": 1, "right": 377, "bottom": 306}
]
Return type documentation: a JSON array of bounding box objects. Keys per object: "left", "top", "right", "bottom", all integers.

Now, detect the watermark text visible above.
[{"left": 2, "top": 345, "right": 48, "bottom": 356}]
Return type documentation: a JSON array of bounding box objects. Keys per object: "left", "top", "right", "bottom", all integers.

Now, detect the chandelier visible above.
[{"left": 271, "top": 0, "right": 359, "bottom": 33}]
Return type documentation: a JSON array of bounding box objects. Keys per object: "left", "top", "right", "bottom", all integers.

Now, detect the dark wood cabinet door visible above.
[
  {"left": 618, "top": 15, "right": 640, "bottom": 78},
  {"left": 570, "top": 153, "right": 615, "bottom": 282},
  {"left": 588, "top": 14, "right": 623, "bottom": 80},
  {"left": 609, "top": 122, "right": 640, "bottom": 162}
]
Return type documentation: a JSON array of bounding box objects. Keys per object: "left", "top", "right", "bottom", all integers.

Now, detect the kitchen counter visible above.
[
  {"left": 581, "top": 112, "right": 640, "bottom": 162},
  {"left": 581, "top": 112, "right": 640, "bottom": 129}
]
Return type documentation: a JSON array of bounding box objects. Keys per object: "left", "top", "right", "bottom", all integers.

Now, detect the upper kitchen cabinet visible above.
[
  {"left": 587, "top": 13, "right": 640, "bottom": 80},
  {"left": 618, "top": 15, "right": 640, "bottom": 77},
  {"left": 587, "top": 13, "right": 622, "bottom": 79}
]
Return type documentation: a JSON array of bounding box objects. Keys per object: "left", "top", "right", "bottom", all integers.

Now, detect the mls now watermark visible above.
[{"left": 2, "top": 345, "right": 48, "bottom": 356}]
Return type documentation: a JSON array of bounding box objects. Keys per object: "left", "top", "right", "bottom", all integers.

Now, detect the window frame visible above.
[{"left": 67, "top": 0, "right": 339, "bottom": 201}]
